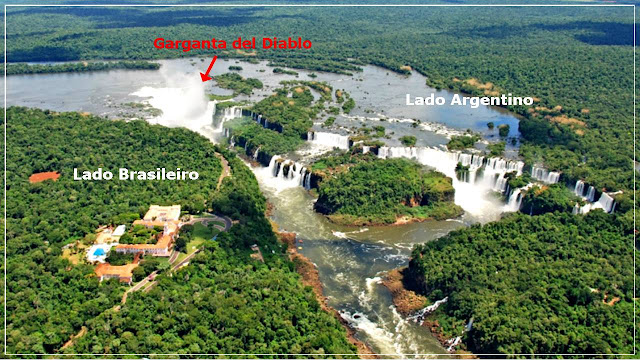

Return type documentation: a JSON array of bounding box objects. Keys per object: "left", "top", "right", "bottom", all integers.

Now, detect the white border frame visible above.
[{"left": 3, "top": 3, "right": 636, "bottom": 358}]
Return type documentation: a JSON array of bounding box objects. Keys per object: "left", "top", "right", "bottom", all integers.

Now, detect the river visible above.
[{"left": 4, "top": 58, "right": 525, "bottom": 357}]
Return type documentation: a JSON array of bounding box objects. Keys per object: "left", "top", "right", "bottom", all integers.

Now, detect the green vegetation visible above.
[
  {"left": 371, "top": 125, "right": 386, "bottom": 138},
  {"left": 323, "top": 117, "right": 336, "bottom": 127},
  {"left": 118, "top": 224, "right": 161, "bottom": 245},
  {"left": 214, "top": 73, "right": 263, "bottom": 95},
  {"left": 505, "top": 172, "right": 532, "bottom": 191},
  {"left": 498, "top": 124, "right": 510, "bottom": 137},
  {"left": 68, "top": 149, "right": 356, "bottom": 356},
  {"left": 521, "top": 184, "right": 580, "bottom": 215},
  {"left": 486, "top": 122, "right": 495, "bottom": 130},
  {"left": 251, "top": 85, "right": 316, "bottom": 137},
  {"left": 5, "top": 6, "right": 636, "bottom": 354},
  {"left": 342, "top": 96, "right": 355, "bottom": 114},
  {"left": 208, "top": 94, "right": 235, "bottom": 101},
  {"left": 486, "top": 141, "right": 505, "bottom": 157},
  {"left": 225, "top": 117, "right": 303, "bottom": 164},
  {"left": 132, "top": 257, "right": 170, "bottom": 282},
  {"left": 105, "top": 251, "right": 135, "bottom": 266},
  {"left": 313, "top": 153, "right": 462, "bottom": 225},
  {"left": 273, "top": 67, "right": 298, "bottom": 75},
  {"left": 407, "top": 211, "right": 633, "bottom": 354},
  {"left": 399, "top": 135, "right": 417, "bottom": 147},
  {"left": 447, "top": 135, "right": 480, "bottom": 150},
  {"left": 228, "top": 65, "right": 243, "bottom": 71},
  {"left": 225, "top": 83, "right": 334, "bottom": 163},
  {"left": 5, "top": 107, "right": 222, "bottom": 353},
  {"left": 3, "top": 60, "right": 159, "bottom": 75},
  {"left": 176, "top": 222, "right": 219, "bottom": 254},
  {"left": 215, "top": 100, "right": 246, "bottom": 111},
  {"left": 6, "top": 107, "right": 354, "bottom": 355}
]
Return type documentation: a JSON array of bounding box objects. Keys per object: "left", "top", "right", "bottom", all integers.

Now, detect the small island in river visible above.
[{"left": 310, "top": 150, "right": 463, "bottom": 226}]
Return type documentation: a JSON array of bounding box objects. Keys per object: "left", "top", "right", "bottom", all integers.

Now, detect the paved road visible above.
[
  {"left": 202, "top": 212, "right": 232, "bottom": 231},
  {"left": 185, "top": 213, "right": 232, "bottom": 231},
  {"left": 171, "top": 249, "right": 201, "bottom": 271}
]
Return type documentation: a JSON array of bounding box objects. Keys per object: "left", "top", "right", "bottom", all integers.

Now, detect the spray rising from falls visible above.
[
  {"left": 131, "top": 68, "right": 218, "bottom": 140},
  {"left": 253, "top": 155, "right": 312, "bottom": 192},
  {"left": 213, "top": 105, "right": 243, "bottom": 133},
  {"left": 377, "top": 146, "right": 521, "bottom": 221}
]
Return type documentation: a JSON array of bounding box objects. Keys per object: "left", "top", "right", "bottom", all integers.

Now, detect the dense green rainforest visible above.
[
  {"left": 2, "top": 3, "right": 637, "bottom": 356},
  {"left": 311, "top": 151, "right": 463, "bottom": 225},
  {"left": 4, "top": 107, "right": 356, "bottom": 356},
  {"left": 407, "top": 211, "right": 634, "bottom": 355}
]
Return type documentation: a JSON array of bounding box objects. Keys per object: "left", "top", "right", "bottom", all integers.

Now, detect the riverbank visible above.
[
  {"left": 382, "top": 267, "right": 475, "bottom": 358},
  {"left": 275, "top": 227, "right": 378, "bottom": 359},
  {"left": 323, "top": 203, "right": 464, "bottom": 227}
]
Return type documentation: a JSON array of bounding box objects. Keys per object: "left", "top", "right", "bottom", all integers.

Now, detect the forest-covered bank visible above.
[
  {"left": 2, "top": 60, "right": 160, "bottom": 75},
  {"left": 5, "top": 107, "right": 356, "bottom": 356},
  {"left": 403, "top": 211, "right": 633, "bottom": 354}
]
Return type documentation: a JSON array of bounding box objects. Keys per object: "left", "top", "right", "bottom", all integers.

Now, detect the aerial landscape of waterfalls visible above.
[
  {"left": 220, "top": 101, "right": 616, "bottom": 220},
  {"left": 3, "top": 57, "right": 620, "bottom": 356}
]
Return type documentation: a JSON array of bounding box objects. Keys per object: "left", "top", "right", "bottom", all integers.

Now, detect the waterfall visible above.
[
  {"left": 308, "top": 131, "right": 350, "bottom": 150},
  {"left": 446, "top": 337, "right": 462, "bottom": 352},
  {"left": 571, "top": 179, "right": 617, "bottom": 214},
  {"left": 362, "top": 146, "right": 370, "bottom": 154},
  {"left": 572, "top": 203, "right": 580, "bottom": 215},
  {"left": 586, "top": 186, "right": 596, "bottom": 202},
  {"left": 212, "top": 105, "right": 243, "bottom": 134},
  {"left": 407, "top": 297, "right": 448, "bottom": 326},
  {"left": 376, "top": 146, "right": 524, "bottom": 220},
  {"left": 504, "top": 183, "right": 532, "bottom": 212},
  {"left": 531, "top": 166, "right": 560, "bottom": 184},
  {"left": 303, "top": 170, "right": 312, "bottom": 190},
  {"left": 261, "top": 155, "right": 309, "bottom": 191},
  {"left": 574, "top": 180, "right": 585, "bottom": 197},
  {"left": 593, "top": 192, "right": 615, "bottom": 213},
  {"left": 253, "top": 146, "right": 261, "bottom": 161}
]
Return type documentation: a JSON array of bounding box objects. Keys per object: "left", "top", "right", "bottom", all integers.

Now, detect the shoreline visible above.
[
  {"left": 323, "top": 209, "right": 464, "bottom": 227},
  {"left": 275, "top": 227, "right": 378, "bottom": 359},
  {"left": 381, "top": 267, "right": 475, "bottom": 358}
]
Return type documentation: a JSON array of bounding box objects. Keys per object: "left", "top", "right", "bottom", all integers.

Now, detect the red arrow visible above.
[{"left": 200, "top": 55, "right": 218, "bottom": 82}]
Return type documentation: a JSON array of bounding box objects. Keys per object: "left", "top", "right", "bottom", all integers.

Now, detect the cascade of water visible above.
[
  {"left": 308, "top": 131, "right": 350, "bottom": 150},
  {"left": 572, "top": 203, "right": 580, "bottom": 215},
  {"left": 504, "top": 183, "right": 534, "bottom": 212},
  {"left": 362, "top": 146, "right": 370, "bottom": 154},
  {"left": 586, "top": 186, "right": 596, "bottom": 202},
  {"left": 407, "top": 297, "right": 448, "bottom": 325},
  {"left": 266, "top": 155, "right": 308, "bottom": 186},
  {"left": 574, "top": 180, "right": 585, "bottom": 197},
  {"left": 377, "top": 146, "right": 508, "bottom": 220},
  {"left": 253, "top": 146, "right": 261, "bottom": 160},
  {"left": 594, "top": 192, "right": 615, "bottom": 213},
  {"left": 531, "top": 166, "right": 560, "bottom": 184}
]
